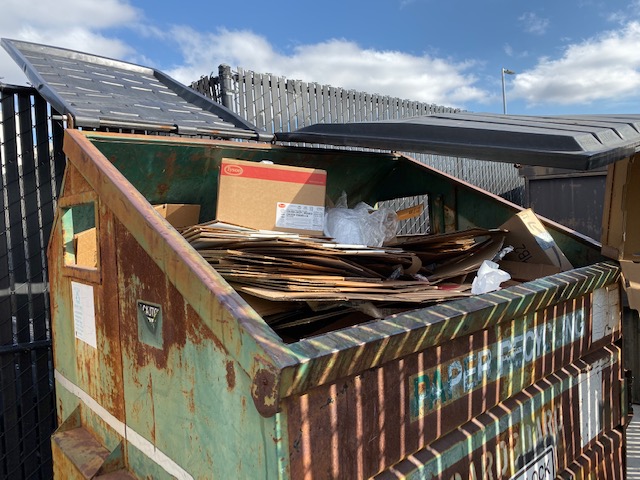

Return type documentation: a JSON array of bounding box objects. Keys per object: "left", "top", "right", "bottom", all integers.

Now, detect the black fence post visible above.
[{"left": 218, "top": 64, "right": 234, "bottom": 112}]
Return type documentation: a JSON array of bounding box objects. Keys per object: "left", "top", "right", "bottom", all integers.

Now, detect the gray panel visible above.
[
  {"left": 276, "top": 113, "right": 640, "bottom": 170},
  {"left": 1, "top": 38, "right": 271, "bottom": 140},
  {"left": 526, "top": 174, "right": 606, "bottom": 240}
]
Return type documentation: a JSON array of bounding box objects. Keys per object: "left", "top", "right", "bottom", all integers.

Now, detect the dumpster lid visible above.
[
  {"left": 1, "top": 38, "right": 271, "bottom": 141},
  {"left": 276, "top": 113, "right": 640, "bottom": 171}
]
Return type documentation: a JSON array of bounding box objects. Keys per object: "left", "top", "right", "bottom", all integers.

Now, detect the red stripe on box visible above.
[{"left": 221, "top": 162, "right": 326, "bottom": 186}]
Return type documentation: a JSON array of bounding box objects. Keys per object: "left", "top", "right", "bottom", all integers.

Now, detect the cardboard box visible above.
[
  {"left": 621, "top": 260, "right": 640, "bottom": 311},
  {"left": 216, "top": 158, "right": 326, "bottom": 235},
  {"left": 499, "top": 260, "right": 561, "bottom": 282},
  {"left": 73, "top": 204, "right": 200, "bottom": 268},
  {"left": 74, "top": 228, "right": 98, "bottom": 268},
  {"left": 500, "top": 209, "right": 573, "bottom": 271},
  {"left": 152, "top": 203, "right": 201, "bottom": 228}
]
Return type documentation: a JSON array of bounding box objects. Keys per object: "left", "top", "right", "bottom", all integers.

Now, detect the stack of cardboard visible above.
[{"left": 181, "top": 222, "right": 506, "bottom": 337}]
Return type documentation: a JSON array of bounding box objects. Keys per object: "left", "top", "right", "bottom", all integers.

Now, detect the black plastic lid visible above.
[{"left": 276, "top": 112, "right": 640, "bottom": 170}]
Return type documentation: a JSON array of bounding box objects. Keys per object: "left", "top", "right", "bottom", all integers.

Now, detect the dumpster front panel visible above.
[
  {"left": 284, "top": 283, "right": 623, "bottom": 479},
  {"left": 372, "top": 345, "right": 623, "bottom": 479}
]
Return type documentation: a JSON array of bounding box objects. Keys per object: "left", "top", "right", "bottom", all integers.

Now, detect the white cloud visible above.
[
  {"left": 0, "top": 0, "right": 139, "bottom": 85},
  {"left": 519, "top": 12, "right": 550, "bottom": 35},
  {"left": 504, "top": 44, "right": 514, "bottom": 57},
  {"left": 165, "top": 27, "right": 487, "bottom": 107},
  {"left": 0, "top": 0, "right": 138, "bottom": 30},
  {"left": 608, "top": 0, "right": 640, "bottom": 24},
  {"left": 512, "top": 21, "right": 640, "bottom": 106}
]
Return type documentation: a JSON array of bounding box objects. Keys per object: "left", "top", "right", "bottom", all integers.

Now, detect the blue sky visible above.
[{"left": 1, "top": 0, "right": 640, "bottom": 115}]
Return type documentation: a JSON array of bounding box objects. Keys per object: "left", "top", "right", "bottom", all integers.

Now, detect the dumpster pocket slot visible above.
[{"left": 59, "top": 192, "right": 101, "bottom": 283}]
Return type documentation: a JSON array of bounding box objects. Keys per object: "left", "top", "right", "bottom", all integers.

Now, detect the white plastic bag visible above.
[
  {"left": 324, "top": 192, "right": 398, "bottom": 247},
  {"left": 471, "top": 260, "right": 511, "bottom": 295}
]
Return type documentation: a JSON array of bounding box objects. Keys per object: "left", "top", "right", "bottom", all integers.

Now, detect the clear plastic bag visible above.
[{"left": 324, "top": 192, "right": 398, "bottom": 247}]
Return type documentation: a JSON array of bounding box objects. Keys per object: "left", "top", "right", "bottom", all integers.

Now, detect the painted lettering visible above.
[{"left": 410, "top": 308, "right": 585, "bottom": 420}]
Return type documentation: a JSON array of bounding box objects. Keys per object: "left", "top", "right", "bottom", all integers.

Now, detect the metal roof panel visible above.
[{"left": 1, "top": 38, "right": 271, "bottom": 140}]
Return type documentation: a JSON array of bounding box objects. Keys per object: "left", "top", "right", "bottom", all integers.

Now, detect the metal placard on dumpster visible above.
[{"left": 510, "top": 445, "right": 556, "bottom": 480}]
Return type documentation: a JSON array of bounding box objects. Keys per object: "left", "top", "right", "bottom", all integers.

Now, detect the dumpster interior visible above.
[{"left": 73, "top": 132, "right": 605, "bottom": 343}]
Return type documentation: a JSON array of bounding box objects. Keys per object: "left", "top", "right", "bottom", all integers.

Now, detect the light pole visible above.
[{"left": 501, "top": 68, "right": 515, "bottom": 114}]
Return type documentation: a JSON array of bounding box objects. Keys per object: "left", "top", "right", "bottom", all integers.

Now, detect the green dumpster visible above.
[{"left": 47, "top": 127, "right": 628, "bottom": 479}]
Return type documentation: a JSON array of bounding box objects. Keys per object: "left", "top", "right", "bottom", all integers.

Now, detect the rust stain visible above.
[
  {"left": 226, "top": 361, "right": 236, "bottom": 391},
  {"left": 251, "top": 367, "right": 280, "bottom": 418},
  {"left": 185, "top": 304, "right": 227, "bottom": 354},
  {"left": 116, "top": 225, "right": 188, "bottom": 371},
  {"left": 156, "top": 183, "right": 170, "bottom": 196}
]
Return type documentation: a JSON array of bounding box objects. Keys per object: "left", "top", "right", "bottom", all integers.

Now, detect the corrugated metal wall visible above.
[{"left": 0, "top": 84, "right": 65, "bottom": 479}]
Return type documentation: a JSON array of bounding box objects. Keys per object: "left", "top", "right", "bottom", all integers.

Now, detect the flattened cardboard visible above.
[
  {"left": 216, "top": 158, "right": 326, "bottom": 235},
  {"left": 500, "top": 209, "right": 573, "bottom": 271}
]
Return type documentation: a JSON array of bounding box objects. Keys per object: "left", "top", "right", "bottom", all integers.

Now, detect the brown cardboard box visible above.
[
  {"left": 73, "top": 204, "right": 201, "bottom": 268},
  {"left": 600, "top": 155, "right": 640, "bottom": 311},
  {"left": 499, "top": 260, "right": 561, "bottom": 282},
  {"left": 621, "top": 260, "right": 640, "bottom": 311},
  {"left": 74, "top": 228, "right": 98, "bottom": 268},
  {"left": 500, "top": 208, "right": 573, "bottom": 271},
  {"left": 216, "top": 158, "right": 327, "bottom": 235},
  {"left": 153, "top": 203, "right": 201, "bottom": 228}
]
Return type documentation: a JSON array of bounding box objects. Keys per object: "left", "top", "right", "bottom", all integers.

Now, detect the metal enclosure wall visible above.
[{"left": 0, "top": 85, "right": 65, "bottom": 479}]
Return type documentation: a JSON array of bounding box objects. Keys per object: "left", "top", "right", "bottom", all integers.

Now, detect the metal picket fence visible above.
[
  {"left": 192, "top": 66, "right": 524, "bottom": 235},
  {"left": 0, "top": 84, "right": 65, "bottom": 479}
]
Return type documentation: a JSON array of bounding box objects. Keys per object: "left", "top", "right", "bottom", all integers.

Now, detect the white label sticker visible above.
[
  {"left": 578, "top": 360, "right": 604, "bottom": 448},
  {"left": 592, "top": 286, "right": 620, "bottom": 342},
  {"left": 71, "top": 281, "right": 97, "bottom": 349},
  {"left": 510, "top": 445, "right": 555, "bottom": 480},
  {"left": 275, "top": 203, "right": 324, "bottom": 231}
]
